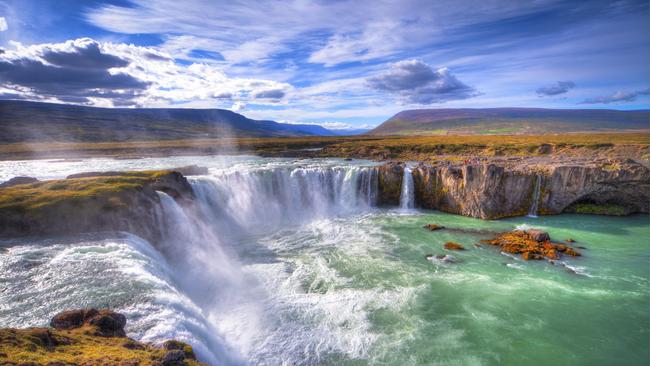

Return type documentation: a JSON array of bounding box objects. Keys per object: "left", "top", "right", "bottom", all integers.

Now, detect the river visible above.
[{"left": 0, "top": 155, "right": 648, "bottom": 365}]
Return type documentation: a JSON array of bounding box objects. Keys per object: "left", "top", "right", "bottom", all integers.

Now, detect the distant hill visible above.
[
  {"left": 0, "top": 100, "right": 337, "bottom": 143},
  {"left": 369, "top": 108, "right": 650, "bottom": 135}
]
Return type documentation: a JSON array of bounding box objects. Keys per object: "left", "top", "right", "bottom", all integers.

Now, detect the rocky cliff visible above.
[
  {"left": 377, "top": 159, "right": 650, "bottom": 219},
  {"left": 0, "top": 160, "right": 647, "bottom": 243},
  {"left": 0, "top": 170, "right": 194, "bottom": 242}
]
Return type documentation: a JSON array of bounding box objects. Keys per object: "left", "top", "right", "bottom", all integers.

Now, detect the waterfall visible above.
[
  {"left": 150, "top": 164, "right": 382, "bottom": 363},
  {"left": 189, "top": 165, "right": 379, "bottom": 232},
  {"left": 399, "top": 165, "right": 415, "bottom": 209},
  {"left": 528, "top": 175, "right": 542, "bottom": 217}
]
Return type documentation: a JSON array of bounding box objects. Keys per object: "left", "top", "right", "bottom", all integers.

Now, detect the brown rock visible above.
[
  {"left": 424, "top": 224, "right": 445, "bottom": 231},
  {"left": 161, "top": 350, "right": 186, "bottom": 366},
  {"left": 444, "top": 242, "right": 465, "bottom": 250},
  {"left": 163, "top": 340, "right": 196, "bottom": 360},
  {"left": 50, "top": 309, "right": 126, "bottom": 337},
  {"left": 527, "top": 229, "right": 550, "bottom": 242},
  {"left": 564, "top": 247, "right": 581, "bottom": 256},
  {"left": 50, "top": 309, "right": 98, "bottom": 330},
  {"left": 482, "top": 230, "right": 580, "bottom": 262},
  {"left": 87, "top": 310, "right": 127, "bottom": 337}
]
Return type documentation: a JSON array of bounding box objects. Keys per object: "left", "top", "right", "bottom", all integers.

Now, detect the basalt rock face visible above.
[
  {"left": 0, "top": 171, "right": 194, "bottom": 242},
  {"left": 412, "top": 164, "right": 535, "bottom": 218},
  {"left": 541, "top": 162, "right": 650, "bottom": 215},
  {"left": 377, "top": 160, "right": 650, "bottom": 219},
  {"left": 377, "top": 162, "right": 403, "bottom": 206}
]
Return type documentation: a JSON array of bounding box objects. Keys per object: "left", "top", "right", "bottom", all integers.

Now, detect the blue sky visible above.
[{"left": 0, "top": 0, "right": 648, "bottom": 129}]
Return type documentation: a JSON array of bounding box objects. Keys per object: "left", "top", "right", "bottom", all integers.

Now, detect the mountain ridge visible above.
[
  {"left": 370, "top": 107, "right": 650, "bottom": 135},
  {"left": 0, "top": 100, "right": 339, "bottom": 142}
]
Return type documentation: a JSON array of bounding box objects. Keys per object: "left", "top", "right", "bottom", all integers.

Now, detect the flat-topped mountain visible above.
[
  {"left": 0, "top": 100, "right": 338, "bottom": 142},
  {"left": 369, "top": 107, "right": 650, "bottom": 135}
]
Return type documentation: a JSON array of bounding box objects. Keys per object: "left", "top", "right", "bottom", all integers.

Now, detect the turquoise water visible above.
[{"left": 244, "top": 211, "right": 650, "bottom": 365}]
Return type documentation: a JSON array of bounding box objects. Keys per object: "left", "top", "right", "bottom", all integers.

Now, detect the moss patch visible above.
[
  {"left": 0, "top": 326, "right": 203, "bottom": 365},
  {"left": 569, "top": 202, "right": 630, "bottom": 216},
  {"left": 0, "top": 170, "right": 171, "bottom": 211}
]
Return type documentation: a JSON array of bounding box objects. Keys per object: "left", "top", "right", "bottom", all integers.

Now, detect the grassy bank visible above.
[
  {"left": 0, "top": 171, "right": 171, "bottom": 211},
  {"left": 0, "top": 133, "right": 648, "bottom": 162}
]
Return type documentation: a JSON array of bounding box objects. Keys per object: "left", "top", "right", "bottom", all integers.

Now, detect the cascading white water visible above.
[
  {"left": 151, "top": 164, "right": 383, "bottom": 363},
  {"left": 0, "top": 158, "right": 386, "bottom": 365},
  {"left": 190, "top": 165, "right": 379, "bottom": 233},
  {"left": 528, "top": 175, "right": 542, "bottom": 217},
  {"left": 399, "top": 165, "right": 415, "bottom": 209}
]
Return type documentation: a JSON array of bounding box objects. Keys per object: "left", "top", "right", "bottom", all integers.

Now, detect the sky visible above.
[{"left": 0, "top": 0, "right": 648, "bottom": 129}]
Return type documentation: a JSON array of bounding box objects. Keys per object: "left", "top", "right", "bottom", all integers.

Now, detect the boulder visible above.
[
  {"left": 162, "top": 349, "right": 187, "bottom": 366},
  {"left": 163, "top": 340, "right": 196, "bottom": 360},
  {"left": 87, "top": 310, "right": 127, "bottom": 337},
  {"left": 527, "top": 229, "right": 550, "bottom": 242},
  {"left": 50, "top": 309, "right": 98, "bottom": 329},
  {"left": 50, "top": 308, "right": 126, "bottom": 337},
  {"left": 424, "top": 224, "right": 445, "bottom": 231},
  {"left": 482, "top": 230, "right": 581, "bottom": 261},
  {"left": 444, "top": 242, "right": 465, "bottom": 250}
]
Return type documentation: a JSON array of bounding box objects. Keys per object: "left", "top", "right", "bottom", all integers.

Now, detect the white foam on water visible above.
[{"left": 0, "top": 234, "right": 242, "bottom": 365}]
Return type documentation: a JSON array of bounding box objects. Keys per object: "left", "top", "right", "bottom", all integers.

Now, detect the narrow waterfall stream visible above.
[
  {"left": 399, "top": 165, "right": 415, "bottom": 209},
  {"left": 528, "top": 175, "right": 542, "bottom": 217},
  {"left": 528, "top": 174, "right": 542, "bottom": 217}
]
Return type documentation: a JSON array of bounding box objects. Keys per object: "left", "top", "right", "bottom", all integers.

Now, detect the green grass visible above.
[{"left": 0, "top": 171, "right": 171, "bottom": 211}]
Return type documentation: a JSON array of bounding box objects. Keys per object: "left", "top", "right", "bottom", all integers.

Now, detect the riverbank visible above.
[{"left": 1, "top": 133, "right": 648, "bottom": 164}]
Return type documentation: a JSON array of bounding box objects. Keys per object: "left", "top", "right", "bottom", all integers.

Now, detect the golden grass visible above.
[
  {"left": 0, "top": 133, "right": 647, "bottom": 160},
  {"left": 0, "top": 326, "right": 202, "bottom": 365}
]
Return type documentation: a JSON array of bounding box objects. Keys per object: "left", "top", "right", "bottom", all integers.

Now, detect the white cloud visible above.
[
  {"left": 0, "top": 17, "right": 7, "bottom": 32},
  {"left": 230, "top": 101, "right": 246, "bottom": 112},
  {"left": 0, "top": 38, "right": 292, "bottom": 107}
]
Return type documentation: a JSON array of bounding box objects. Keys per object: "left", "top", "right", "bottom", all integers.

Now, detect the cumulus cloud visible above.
[
  {"left": 581, "top": 88, "right": 650, "bottom": 104},
  {"left": 0, "top": 38, "right": 292, "bottom": 107},
  {"left": 0, "top": 17, "right": 7, "bottom": 32},
  {"left": 536, "top": 81, "right": 575, "bottom": 96},
  {"left": 0, "top": 38, "right": 149, "bottom": 105},
  {"left": 367, "top": 60, "right": 476, "bottom": 104}
]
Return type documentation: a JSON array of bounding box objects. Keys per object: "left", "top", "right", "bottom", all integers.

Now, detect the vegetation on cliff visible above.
[
  {"left": 0, "top": 171, "right": 174, "bottom": 212},
  {"left": 565, "top": 202, "right": 630, "bottom": 216},
  {"left": 0, "top": 309, "right": 203, "bottom": 366},
  {"left": 0, "top": 170, "right": 194, "bottom": 241}
]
